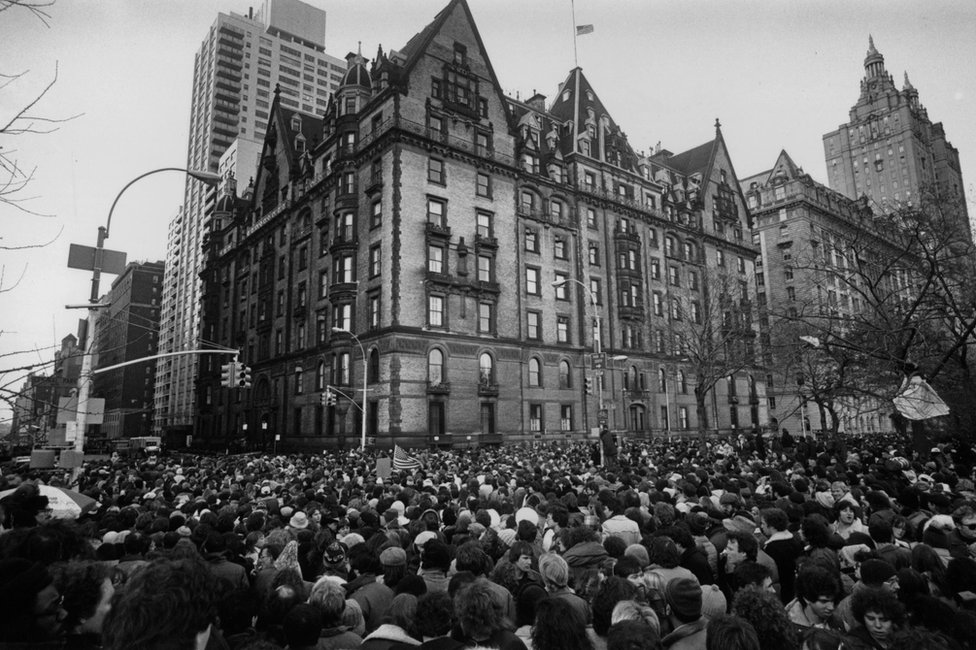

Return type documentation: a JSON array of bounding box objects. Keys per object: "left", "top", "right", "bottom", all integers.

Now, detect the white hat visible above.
[
  {"left": 515, "top": 507, "right": 539, "bottom": 526},
  {"left": 414, "top": 531, "right": 437, "bottom": 548}
]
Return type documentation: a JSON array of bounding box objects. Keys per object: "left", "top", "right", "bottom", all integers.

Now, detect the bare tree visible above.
[
  {"left": 769, "top": 187, "right": 976, "bottom": 447},
  {"left": 670, "top": 267, "right": 761, "bottom": 436}
]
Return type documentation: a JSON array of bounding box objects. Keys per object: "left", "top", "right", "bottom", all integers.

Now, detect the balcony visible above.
[
  {"left": 618, "top": 305, "right": 645, "bottom": 320},
  {"left": 329, "top": 281, "right": 358, "bottom": 297},
  {"left": 475, "top": 233, "right": 498, "bottom": 249},
  {"left": 614, "top": 227, "right": 641, "bottom": 245},
  {"left": 427, "top": 382, "right": 451, "bottom": 395},
  {"left": 474, "top": 280, "right": 499, "bottom": 295},
  {"left": 478, "top": 381, "right": 499, "bottom": 396},
  {"left": 425, "top": 222, "right": 451, "bottom": 239},
  {"left": 292, "top": 304, "right": 307, "bottom": 319},
  {"left": 365, "top": 174, "right": 383, "bottom": 195}
]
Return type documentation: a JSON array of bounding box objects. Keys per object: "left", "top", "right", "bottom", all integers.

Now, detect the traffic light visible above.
[
  {"left": 221, "top": 362, "right": 236, "bottom": 388},
  {"left": 584, "top": 376, "right": 593, "bottom": 395},
  {"left": 238, "top": 364, "right": 252, "bottom": 388},
  {"left": 324, "top": 387, "right": 336, "bottom": 406}
]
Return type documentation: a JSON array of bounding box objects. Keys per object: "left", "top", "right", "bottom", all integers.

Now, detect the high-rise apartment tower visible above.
[{"left": 154, "top": 0, "right": 344, "bottom": 438}]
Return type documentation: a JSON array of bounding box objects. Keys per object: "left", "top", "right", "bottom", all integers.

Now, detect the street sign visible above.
[
  {"left": 591, "top": 353, "right": 605, "bottom": 370},
  {"left": 598, "top": 409, "right": 609, "bottom": 424},
  {"left": 68, "top": 243, "right": 127, "bottom": 275}
]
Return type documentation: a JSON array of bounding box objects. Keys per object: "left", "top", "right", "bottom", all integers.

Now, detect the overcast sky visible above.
[{"left": 2, "top": 0, "right": 975, "bottom": 424}]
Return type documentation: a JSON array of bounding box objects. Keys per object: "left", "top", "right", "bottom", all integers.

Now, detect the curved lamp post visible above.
[
  {"left": 552, "top": 277, "right": 603, "bottom": 421},
  {"left": 73, "top": 167, "right": 219, "bottom": 467},
  {"left": 332, "top": 327, "right": 368, "bottom": 450}
]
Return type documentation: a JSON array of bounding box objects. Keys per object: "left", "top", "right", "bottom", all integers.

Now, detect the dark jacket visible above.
[{"left": 680, "top": 547, "right": 714, "bottom": 585}]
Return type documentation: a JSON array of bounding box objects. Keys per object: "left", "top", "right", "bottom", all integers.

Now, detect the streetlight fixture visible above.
[
  {"left": 72, "top": 167, "right": 219, "bottom": 467},
  {"left": 551, "top": 278, "right": 604, "bottom": 429},
  {"left": 332, "top": 327, "right": 368, "bottom": 451}
]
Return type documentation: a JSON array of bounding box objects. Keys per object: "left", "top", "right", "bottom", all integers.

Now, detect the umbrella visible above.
[{"left": 0, "top": 484, "right": 99, "bottom": 519}]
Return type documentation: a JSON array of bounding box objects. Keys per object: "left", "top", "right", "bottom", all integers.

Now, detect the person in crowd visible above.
[
  {"left": 606, "top": 619, "right": 663, "bottom": 650},
  {"left": 54, "top": 560, "right": 115, "bottom": 650},
  {"left": 787, "top": 564, "right": 841, "bottom": 632},
  {"left": 832, "top": 502, "right": 868, "bottom": 542},
  {"left": 0, "top": 558, "right": 68, "bottom": 646},
  {"left": 843, "top": 589, "right": 905, "bottom": 650},
  {"left": 453, "top": 578, "right": 526, "bottom": 650},
  {"left": 760, "top": 508, "right": 804, "bottom": 604},
  {"left": 102, "top": 558, "right": 220, "bottom": 650},
  {"left": 308, "top": 576, "right": 364, "bottom": 649},
  {"left": 346, "top": 544, "right": 395, "bottom": 633},
  {"left": 703, "top": 614, "right": 760, "bottom": 650},
  {"left": 360, "top": 593, "right": 420, "bottom": 649},
  {"left": 216, "top": 587, "right": 261, "bottom": 650},
  {"left": 455, "top": 541, "right": 516, "bottom": 626},
  {"left": 418, "top": 540, "right": 452, "bottom": 595},
  {"left": 731, "top": 585, "right": 799, "bottom": 649},
  {"left": 282, "top": 603, "right": 325, "bottom": 650},
  {"left": 660, "top": 577, "right": 707, "bottom": 649},
  {"left": 531, "top": 597, "right": 594, "bottom": 650},
  {"left": 538, "top": 552, "right": 590, "bottom": 624},
  {"left": 833, "top": 558, "right": 897, "bottom": 633}
]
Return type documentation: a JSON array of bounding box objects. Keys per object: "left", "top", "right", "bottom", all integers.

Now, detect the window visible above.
[
  {"left": 297, "top": 282, "right": 307, "bottom": 307},
  {"left": 477, "top": 211, "right": 493, "bottom": 238},
  {"left": 554, "top": 273, "right": 568, "bottom": 299},
  {"left": 368, "top": 349, "right": 380, "bottom": 383},
  {"left": 370, "top": 200, "right": 382, "bottom": 228},
  {"left": 590, "top": 278, "right": 602, "bottom": 305},
  {"left": 479, "top": 353, "right": 494, "bottom": 385},
  {"left": 520, "top": 191, "right": 535, "bottom": 213},
  {"left": 670, "top": 298, "right": 681, "bottom": 320},
  {"left": 584, "top": 171, "right": 596, "bottom": 188},
  {"left": 428, "top": 349, "right": 444, "bottom": 385},
  {"left": 480, "top": 403, "right": 495, "bottom": 436},
  {"left": 337, "top": 212, "right": 354, "bottom": 242},
  {"left": 476, "top": 172, "right": 491, "bottom": 197},
  {"left": 550, "top": 201, "right": 563, "bottom": 222},
  {"left": 658, "top": 368, "right": 667, "bottom": 392},
  {"left": 650, "top": 258, "right": 660, "bottom": 280},
  {"left": 529, "top": 404, "right": 543, "bottom": 432},
  {"left": 560, "top": 405, "right": 573, "bottom": 431},
  {"left": 691, "top": 302, "right": 702, "bottom": 324},
  {"left": 477, "top": 255, "right": 493, "bottom": 282},
  {"left": 528, "top": 358, "right": 542, "bottom": 387},
  {"left": 653, "top": 292, "right": 663, "bottom": 316},
  {"left": 786, "top": 286, "right": 796, "bottom": 301},
  {"left": 478, "top": 302, "right": 493, "bottom": 333},
  {"left": 316, "top": 361, "right": 326, "bottom": 391},
  {"left": 524, "top": 227, "right": 539, "bottom": 252},
  {"left": 369, "top": 244, "right": 382, "bottom": 277},
  {"left": 428, "top": 245, "right": 445, "bottom": 274},
  {"left": 368, "top": 293, "right": 381, "bottom": 329},
  {"left": 737, "top": 256, "right": 746, "bottom": 273},
  {"left": 526, "top": 267, "right": 540, "bottom": 295},
  {"left": 298, "top": 246, "right": 308, "bottom": 270},
  {"left": 427, "top": 198, "right": 446, "bottom": 227},
  {"left": 668, "top": 266, "right": 680, "bottom": 286},
  {"left": 341, "top": 171, "right": 355, "bottom": 195},
  {"left": 295, "top": 367, "right": 304, "bottom": 394},
  {"left": 318, "top": 270, "right": 329, "bottom": 299},
  {"left": 716, "top": 249, "right": 725, "bottom": 266},
  {"left": 556, "top": 316, "right": 569, "bottom": 343},
  {"left": 559, "top": 360, "right": 571, "bottom": 389},
  {"left": 586, "top": 208, "right": 597, "bottom": 228},
  {"left": 679, "top": 407, "right": 689, "bottom": 429},
  {"left": 677, "top": 370, "right": 687, "bottom": 394},
  {"left": 527, "top": 311, "right": 541, "bottom": 340},
  {"left": 689, "top": 270, "right": 699, "bottom": 291},
  {"left": 333, "top": 303, "right": 351, "bottom": 331},
  {"left": 554, "top": 236, "right": 567, "bottom": 260},
  {"left": 428, "top": 295, "right": 445, "bottom": 327},
  {"left": 334, "top": 254, "right": 354, "bottom": 283},
  {"left": 588, "top": 243, "right": 600, "bottom": 266},
  {"left": 428, "top": 158, "right": 445, "bottom": 184}
]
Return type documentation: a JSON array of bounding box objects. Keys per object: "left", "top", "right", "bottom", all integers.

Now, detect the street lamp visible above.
[
  {"left": 72, "top": 167, "right": 219, "bottom": 467},
  {"left": 551, "top": 278, "right": 604, "bottom": 428},
  {"left": 332, "top": 327, "right": 368, "bottom": 451},
  {"left": 607, "top": 355, "right": 628, "bottom": 431}
]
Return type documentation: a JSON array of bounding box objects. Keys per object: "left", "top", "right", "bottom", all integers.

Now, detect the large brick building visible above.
[{"left": 196, "top": 0, "right": 765, "bottom": 450}]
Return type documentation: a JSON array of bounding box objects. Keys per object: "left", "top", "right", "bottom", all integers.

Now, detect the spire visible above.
[
  {"left": 864, "top": 35, "right": 885, "bottom": 79},
  {"left": 903, "top": 71, "right": 914, "bottom": 91},
  {"left": 714, "top": 117, "right": 722, "bottom": 132}
]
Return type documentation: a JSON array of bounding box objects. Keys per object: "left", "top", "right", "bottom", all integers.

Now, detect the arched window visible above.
[
  {"left": 428, "top": 349, "right": 444, "bottom": 385},
  {"left": 316, "top": 360, "right": 326, "bottom": 391},
  {"left": 368, "top": 349, "right": 380, "bottom": 383},
  {"left": 628, "top": 366, "right": 638, "bottom": 391},
  {"left": 559, "top": 360, "right": 571, "bottom": 388},
  {"left": 677, "top": 370, "right": 687, "bottom": 394},
  {"left": 658, "top": 368, "right": 667, "bottom": 392},
  {"left": 684, "top": 241, "right": 695, "bottom": 261},
  {"left": 479, "top": 353, "right": 494, "bottom": 385},
  {"left": 728, "top": 375, "right": 737, "bottom": 396},
  {"left": 528, "top": 358, "right": 541, "bottom": 387}
]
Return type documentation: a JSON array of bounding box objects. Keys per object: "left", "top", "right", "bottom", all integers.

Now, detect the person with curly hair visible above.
[
  {"left": 787, "top": 565, "right": 841, "bottom": 632},
  {"left": 843, "top": 588, "right": 905, "bottom": 650},
  {"left": 531, "top": 597, "right": 593, "bottom": 650},
  {"left": 591, "top": 576, "right": 638, "bottom": 638},
  {"left": 53, "top": 560, "right": 115, "bottom": 649},
  {"left": 102, "top": 558, "right": 220, "bottom": 650},
  {"left": 453, "top": 577, "right": 526, "bottom": 650},
  {"left": 606, "top": 619, "right": 662, "bottom": 650},
  {"left": 704, "top": 614, "right": 760, "bottom": 650},
  {"left": 731, "top": 584, "right": 799, "bottom": 649}
]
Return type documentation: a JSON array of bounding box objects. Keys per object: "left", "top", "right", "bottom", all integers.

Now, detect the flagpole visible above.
[{"left": 571, "top": 0, "right": 578, "bottom": 68}]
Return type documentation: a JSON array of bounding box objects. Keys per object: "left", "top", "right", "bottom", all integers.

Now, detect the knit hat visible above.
[
  {"left": 859, "top": 559, "right": 896, "bottom": 586},
  {"left": 280, "top": 505, "right": 294, "bottom": 519},
  {"left": 323, "top": 541, "right": 348, "bottom": 565},
  {"left": 497, "top": 528, "right": 517, "bottom": 548},
  {"left": 379, "top": 546, "right": 407, "bottom": 567},
  {"left": 722, "top": 515, "right": 757, "bottom": 535},
  {"left": 289, "top": 511, "right": 309, "bottom": 530},
  {"left": 665, "top": 578, "right": 703, "bottom": 620},
  {"left": 700, "top": 584, "right": 727, "bottom": 620},
  {"left": 624, "top": 543, "right": 650, "bottom": 569},
  {"left": 341, "top": 533, "right": 365, "bottom": 548},
  {"left": 515, "top": 506, "right": 539, "bottom": 526},
  {"left": 414, "top": 530, "right": 437, "bottom": 549}
]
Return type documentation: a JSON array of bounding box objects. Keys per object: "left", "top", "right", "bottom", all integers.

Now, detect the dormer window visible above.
[
  {"left": 295, "top": 134, "right": 306, "bottom": 153},
  {"left": 453, "top": 42, "right": 467, "bottom": 66}
]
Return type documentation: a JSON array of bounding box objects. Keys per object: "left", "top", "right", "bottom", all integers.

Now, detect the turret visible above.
[{"left": 864, "top": 35, "right": 886, "bottom": 79}]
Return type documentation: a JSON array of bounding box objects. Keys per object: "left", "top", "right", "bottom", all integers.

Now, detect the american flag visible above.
[
  {"left": 393, "top": 445, "right": 423, "bottom": 472},
  {"left": 576, "top": 24, "right": 594, "bottom": 36}
]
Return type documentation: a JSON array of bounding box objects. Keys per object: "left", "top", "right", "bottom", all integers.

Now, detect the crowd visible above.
[{"left": 1, "top": 430, "right": 976, "bottom": 650}]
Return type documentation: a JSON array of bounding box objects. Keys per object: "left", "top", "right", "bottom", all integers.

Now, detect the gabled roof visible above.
[{"left": 665, "top": 139, "right": 715, "bottom": 175}]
